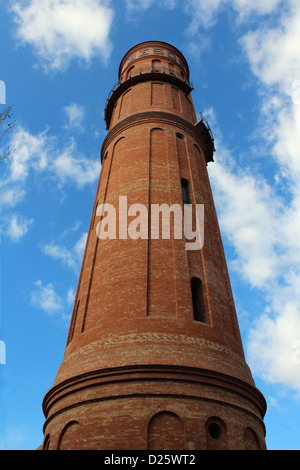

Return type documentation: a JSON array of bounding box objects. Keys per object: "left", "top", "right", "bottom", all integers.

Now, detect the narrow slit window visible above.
[
  {"left": 191, "top": 277, "right": 206, "bottom": 323},
  {"left": 181, "top": 178, "right": 190, "bottom": 205}
]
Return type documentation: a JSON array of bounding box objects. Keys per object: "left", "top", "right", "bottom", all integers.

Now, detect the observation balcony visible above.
[
  {"left": 195, "top": 112, "right": 216, "bottom": 158},
  {"left": 104, "top": 65, "right": 194, "bottom": 129}
]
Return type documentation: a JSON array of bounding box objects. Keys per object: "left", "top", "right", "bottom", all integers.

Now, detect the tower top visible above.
[{"left": 118, "top": 40, "right": 190, "bottom": 80}]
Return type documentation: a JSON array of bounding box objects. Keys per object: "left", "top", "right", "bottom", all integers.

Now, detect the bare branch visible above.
[{"left": 0, "top": 105, "right": 16, "bottom": 162}]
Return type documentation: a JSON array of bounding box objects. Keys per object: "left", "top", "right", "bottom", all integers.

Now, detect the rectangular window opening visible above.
[{"left": 191, "top": 277, "right": 206, "bottom": 323}]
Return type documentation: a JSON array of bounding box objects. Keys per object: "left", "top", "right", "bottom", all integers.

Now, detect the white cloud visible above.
[
  {"left": 242, "top": 3, "right": 300, "bottom": 93},
  {"left": 0, "top": 187, "right": 25, "bottom": 210},
  {"left": 185, "top": 0, "right": 225, "bottom": 30},
  {"left": 60, "top": 220, "right": 82, "bottom": 239},
  {"left": 0, "top": 126, "right": 50, "bottom": 223},
  {"left": 239, "top": 5, "right": 300, "bottom": 394},
  {"left": 42, "top": 232, "right": 87, "bottom": 272},
  {"left": 0, "top": 125, "right": 100, "bottom": 242},
  {"left": 11, "top": 0, "right": 114, "bottom": 70},
  {"left": 125, "top": 0, "right": 154, "bottom": 9},
  {"left": 6, "top": 126, "right": 49, "bottom": 183},
  {"left": 1, "top": 125, "right": 100, "bottom": 199},
  {"left": 125, "top": 0, "right": 176, "bottom": 10},
  {"left": 247, "top": 303, "right": 300, "bottom": 396},
  {"left": 207, "top": 106, "right": 300, "bottom": 393},
  {"left": 199, "top": 0, "right": 300, "bottom": 395},
  {"left": 241, "top": 8, "right": 300, "bottom": 186},
  {"left": 2, "top": 213, "right": 34, "bottom": 243},
  {"left": 185, "top": 0, "right": 284, "bottom": 30},
  {"left": 52, "top": 139, "right": 100, "bottom": 188},
  {"left": 209, "top": 154, "right": 281, "bottom": 288},
  {"left": 30, "top": 280, "right": 63, "bottom": 314},
  {"left": 36, "top": 232, "right": 87, "bottom": 322},
  {"left": 67, "top": 287, "right": 75, "bottom": 305},
  {"left": 30, "top": 279, "right": 74, "bottom": 321},
  {"left": 42, "top": 242, "right": 78, "bottom": 271},
  {"left": 128, "top": 0, "right": 282, "bottom": 31},
  {"left": 64, "top": 103, "right": 86, "bottom": 131},
  {"left": 73, "top": 232, "right": 88, "bottom": 260},
  {"left": 231, "top": 0, "right": 283, "bottom": 16},
  {"left": 125, "top": 0, "right": 284, "bottom": 27}
]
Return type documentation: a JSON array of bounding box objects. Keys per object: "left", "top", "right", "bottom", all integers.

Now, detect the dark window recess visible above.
[
  {"left": 181, "top": 178, "right": 190, "bottom": 205},
  {"left": 191, "top": 277, "right": 206, "bottom": 323},
  {"left": 208, "top": 423, "right": 222, "bottom": 440}
]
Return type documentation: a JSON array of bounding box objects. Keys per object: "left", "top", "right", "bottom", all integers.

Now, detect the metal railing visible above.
[
  {"left": 196, "top": 112, "right": 215, "bottom": 148},
  {"left": 106, "top": 65, "right": 194, "bottom": 103},
  {"left": 104, "top": 65, "right": 194, "bottom": 128}
]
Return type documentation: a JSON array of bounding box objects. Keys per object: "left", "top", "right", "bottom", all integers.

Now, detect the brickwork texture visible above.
[{"left": 41, "top": 41, "right": 267, "bottom": 450}]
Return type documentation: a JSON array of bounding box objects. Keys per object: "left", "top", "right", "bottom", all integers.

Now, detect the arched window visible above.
[
  {"left": 57, "top": 421, "right": 81, "bottom": 450},
  {"left": 119, "top": 88, "right": 132, "bottom": 119},
  {"left": 43, "top": 434, "right": 50, "bottom": 450},
  {"left": 148, "top": 411, "right": 185, "bottom": 450},
  {"left": 191, "top": 277, "right": 206, "bottom": 322},
  {"left": 181, "top": 178, "right": 190, "bottom": 205},
  {"left": 171, "top": 86, "right": 180, "bottom": 110},
  {"left": 169, "top": 62, "right": 175, "bottom": 75},
  {"left": 244, "top": 427, "right": 261, "bottom": 450},
  {"left": 152, "top": 59, "right": 161, "bottom": 72},
  {"left": 126, "top": 66, "right": 135, "bottom": 80},
  {"left": 205, "top": 417, "right": 228, "bottom": 450}
]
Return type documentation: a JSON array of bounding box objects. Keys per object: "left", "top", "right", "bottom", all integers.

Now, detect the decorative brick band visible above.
[
  {"left": 76, "top": 332, "right": 244, "bottom": 364},
  {"left": 42, "top": 363, "right": 267, "bottom": 433},
  {"left": 101, "top": 110, "right": 215, "bottom": 164}
]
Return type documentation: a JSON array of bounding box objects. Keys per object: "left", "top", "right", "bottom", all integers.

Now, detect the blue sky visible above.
[{"left": 1, "top": 0, "right": 300, "bottom": 450}]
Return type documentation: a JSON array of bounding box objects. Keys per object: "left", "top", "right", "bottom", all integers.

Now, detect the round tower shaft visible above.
[{"left": 41, "top": 41, "right": 267, "bottom": 451}]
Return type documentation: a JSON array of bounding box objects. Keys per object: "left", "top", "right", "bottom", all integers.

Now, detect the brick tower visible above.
[{"left": 41, "top": 41, "right": 267, "bottom": 450}]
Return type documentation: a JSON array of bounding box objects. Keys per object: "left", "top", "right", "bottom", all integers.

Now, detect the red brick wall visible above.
[{"left": 41, "top": 41, "right": 267, "bottom": 450}]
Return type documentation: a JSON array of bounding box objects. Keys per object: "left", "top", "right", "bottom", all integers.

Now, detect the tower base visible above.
[{"left": 42, "top": 365, "right": 266, "bottom": 450}]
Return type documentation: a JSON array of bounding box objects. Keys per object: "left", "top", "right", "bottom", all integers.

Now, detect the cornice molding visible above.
[{"left": 101, "top": 111, "right": 214, "bottom": 164}]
